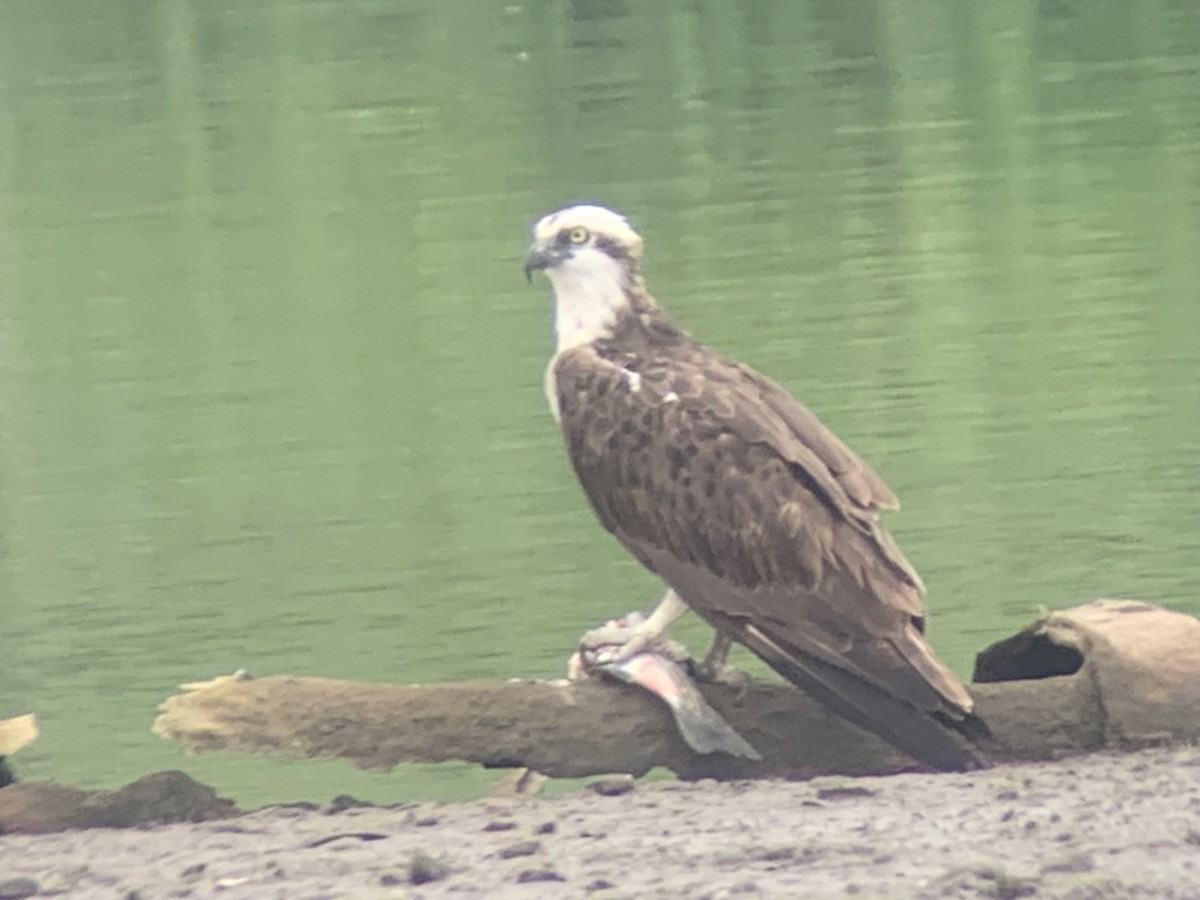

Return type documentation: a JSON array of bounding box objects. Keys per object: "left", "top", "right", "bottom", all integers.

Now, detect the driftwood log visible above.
[{"left": 153, "top": 600, "right": 1200, "bottom": 780}]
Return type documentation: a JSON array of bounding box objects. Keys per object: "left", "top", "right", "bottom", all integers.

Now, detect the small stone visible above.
[
  {"left": 0, "top": 879, "right": 38, "bottom": 900},
  {"left": 325, "top": 794, "right": 373, "bottom": 814},
  {"left": 756, "top": 847, "right": 794, "bottom": 862},
  {"left": 588, "top": 776, "right": 634, "bottom": 797},
  {"left": 499, "top": 840, "right": 540, "bottom": 859},
  {"left": 586, "top": 879, "right": 615, "bottom": 893},
  {"left": 415, "top": 815, "right": 439, "bottom": 827},
  {"left": 483, "top": 819, "right": 518, "bottom": 832},
  {"left": 535, "top": 821, "right": 556, "bottom": 835},
  {"left": 975, "top": 868, "right": 1036, "bottom": 899},
  {"left": 409, "top": 851, "right": 449, "bottom": 885},
  {"left": 180, "top": 863, "right": 206, "bottom": 883},
  {"left": 1186, "top": 829, "right": 1200, "bottom": 847},
  {"left": 815, "top": 786, "right": 875, "bottom": 801},
  {"left": 1041, "top": 852, "right": 1094, "bottom": 874},
  {"left": 516, "top": 869, "right": 564, "bottom": 883}
]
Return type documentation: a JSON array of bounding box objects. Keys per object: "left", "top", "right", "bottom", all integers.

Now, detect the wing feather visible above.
[
  {"left": 552, "top": 341, "right": 974, "bottom": 736},
  {"left": 736, "top": 364, "right": 899, "bottom": 511},
  {"left": 554, "top": 344, "right": 922, "bottom": 608}
]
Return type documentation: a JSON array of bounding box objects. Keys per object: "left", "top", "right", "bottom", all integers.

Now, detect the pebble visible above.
[
  {"left": 588, "top": 776, "right": 635, "bottom": 797},
  {"left": 516, "top": 869, "right": 564, "bottom": 883},
  {"left": 498, "top": 840, "right": 540, "bottom": 859},
  {"left": 408, "top": 851, "right": 449, "bottom": 885},
  {"left": 0, "top": 879, "right": 38, "bottom": 900}
]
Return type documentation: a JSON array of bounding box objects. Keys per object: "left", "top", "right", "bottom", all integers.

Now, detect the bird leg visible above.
[
  {"left": 577, "top": 587, "right": 690, "bottom": 664},
  {"left": 698, "top": 632, "right": 732, "bottom": 676},
  {"left": 692, "top": 631, "right": 752, "bottom": 691}
]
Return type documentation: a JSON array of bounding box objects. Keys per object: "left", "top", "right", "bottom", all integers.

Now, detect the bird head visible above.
[{"left": 523, "top": 204, "right": 644, "bottom": 285}]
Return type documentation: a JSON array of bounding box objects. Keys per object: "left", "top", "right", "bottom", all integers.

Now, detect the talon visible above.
[
  {"left": 690, "top": 631, "right": 752, "bottom": 697},
  {"left": 570, "top": 591, "right": 692, "bottom": 678},
  {"left": 695, "top": 659, "right": 752, "bottom": 693},
  {"left": 607, "top": 629, "right": 653, "bottom": 662}
]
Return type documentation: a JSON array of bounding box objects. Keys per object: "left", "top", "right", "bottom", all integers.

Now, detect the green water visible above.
[{"left": 1, "top": 1, "right": 1197, "bottom": 807}]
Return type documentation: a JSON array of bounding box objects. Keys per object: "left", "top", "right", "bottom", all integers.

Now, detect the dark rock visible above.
[
  {"left": 535, "top": 821, "right": 556, "bottom": 835},
  {"left": 588, "top": 776, "right": 635, "bottom": 797},
  {"left": 0, "top": 879, "right": 38, "bottom": 900},
  {"left": 976, "top": 867, "right": 1037, "bottom": 899},
  {"left": 325, "top": 794, "right": 374, "bottom": 814},
  {"left": 0, "top": 782, "right": 90, "bottom": 834},
  {"left": 755, "top": 846, "right": 794, "bottom": 862},
  {"left": 483, "top": 819, "right": 517, "bottom": 832},
  {"left": 408, "top": 851, "right": 449, "bottom": 885},
  {"left": 1041, "top": 852, "right": 1094, "bottom": 874},
  {"left": 265, "top": 802, "right": 319, "bottom": 814},
  {"left": 516, "top": 869, "right": 565, "bottom": 883},
  {"left": 498, "top": 840, "right": 540, "bottom": 859},
  {"left": 77, "top": 771, "right": 239, "bottom": 829},
  {"left": 0, "top": 771, "right": 238, "bottom": 834},
  {"left": 305, "top": 831, "right": 388, "bottom": 848},
  {"left": 586, "top": 879, "right": 616, "bottom": 892},
  {"left": 815, "top": 786, "right": 875, "bottom": 801}
]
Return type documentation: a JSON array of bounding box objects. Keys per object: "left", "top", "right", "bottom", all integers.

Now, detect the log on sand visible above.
[{"left": 152, "top": 600, "right": 1200, "bottom": 780}]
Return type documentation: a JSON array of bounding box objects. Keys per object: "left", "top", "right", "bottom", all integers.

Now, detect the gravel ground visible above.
[{"left": 2, "top": 747, "right": 1199, "bottom": 899}]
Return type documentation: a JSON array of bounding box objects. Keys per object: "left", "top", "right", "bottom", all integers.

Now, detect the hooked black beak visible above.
[{"left": 523, "top": 244, "right": 570, "bottom": 283}]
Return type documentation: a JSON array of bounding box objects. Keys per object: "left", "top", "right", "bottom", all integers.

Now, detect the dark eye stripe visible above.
[{"left": 594, "top": 235, "right": 632, "bottom": 260}]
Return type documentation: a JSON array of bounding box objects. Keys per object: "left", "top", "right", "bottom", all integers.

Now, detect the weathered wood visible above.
[
  {"left": 0, "top": 714, "right": 38, "bottom": 756},
  {"left": 152, "top": 601, "right": 1199, "bottom": 779},
  {"left": 148, "top": 668, "right": 1086, "bottom": 779}
]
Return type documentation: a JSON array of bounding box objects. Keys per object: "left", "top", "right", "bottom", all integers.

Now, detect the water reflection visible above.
[{"left": 0, "top": 0, "right": 1196, "bottom": 805}]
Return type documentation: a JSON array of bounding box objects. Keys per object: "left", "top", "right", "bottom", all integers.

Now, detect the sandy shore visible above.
[{"left": 1, "top": 746, "right": 1199, "bottom": 899}]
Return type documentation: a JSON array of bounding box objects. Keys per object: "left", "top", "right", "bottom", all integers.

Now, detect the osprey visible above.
[{"left": 524, "top": 204, "right": 987, "bottom": 771}]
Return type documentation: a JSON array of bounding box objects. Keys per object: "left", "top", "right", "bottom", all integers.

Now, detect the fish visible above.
[{"left": 569, "top": 613, "right": 761, "bottom": 761}]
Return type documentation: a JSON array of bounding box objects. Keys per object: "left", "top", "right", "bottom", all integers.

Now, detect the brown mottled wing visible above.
[
  {"left": 556, "top": 342, "right": 924, "bottom": 613},
  {"left": 734, "top": 364, "right": 899, "bottom": 511},
  {"left": 726, "top": 363, "right": 925, "bottom": 597},
  {"left": 552, "top": 342, "right": 982, "bottom": 768}
]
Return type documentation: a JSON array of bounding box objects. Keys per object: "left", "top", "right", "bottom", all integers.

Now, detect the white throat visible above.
[
  {"left": 541, "top": 249, "right": 632, "bottom": 423},
  {"left": 546, "top": 252, "right": 631, "bottom": 353}
]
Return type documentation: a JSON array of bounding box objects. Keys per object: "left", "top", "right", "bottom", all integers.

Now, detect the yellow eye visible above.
[{"left": 566, "top": 226, "right": 590, "bottom": 244}]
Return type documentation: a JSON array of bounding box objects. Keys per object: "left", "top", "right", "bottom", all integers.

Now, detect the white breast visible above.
[{"left": 544, "top": 353, "right": 563, "bottom": 423}]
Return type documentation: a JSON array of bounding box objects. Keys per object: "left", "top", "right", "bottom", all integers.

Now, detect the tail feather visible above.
[
  {"left": 738, "top": 623, "right": 990, "bottom": 772},
  {"left": 842, "top": 631, "right": 975, "bottom": 717}
]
